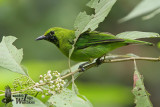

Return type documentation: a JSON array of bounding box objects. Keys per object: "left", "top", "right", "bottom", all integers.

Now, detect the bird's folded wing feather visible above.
[{"left": 75, "top": 31, "right": 124, "bottom": 49}]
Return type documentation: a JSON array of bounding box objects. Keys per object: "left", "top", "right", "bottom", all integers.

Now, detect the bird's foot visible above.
[
  {"left": 78, "top": 62, "right": 89, "bottom": 72},
  {"left": 96, "top": 57, "right": 104, "bottom": 66}
]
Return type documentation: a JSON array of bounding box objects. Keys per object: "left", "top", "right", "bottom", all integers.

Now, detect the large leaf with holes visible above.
[
  {"left": 133, "top": 62, "right": 153, "bottom": 107},
  {"left": 48, "top": 88, "right": 93, "bottom": 107},
  {"left": 0, "top": 36, "right": 28, "bottom": 75}
]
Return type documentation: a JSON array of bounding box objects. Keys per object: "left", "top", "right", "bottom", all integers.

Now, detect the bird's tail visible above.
[{"left": 124, "top": 39, "right": 153, "bottom": 46}]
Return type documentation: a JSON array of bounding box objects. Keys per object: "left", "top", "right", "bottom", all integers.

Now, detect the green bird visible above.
[{"left": 36, "top": 27, "right": 152, "bottom": 62}]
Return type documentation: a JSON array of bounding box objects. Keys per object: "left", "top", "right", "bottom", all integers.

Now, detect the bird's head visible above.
[{"left": 36, "top": 27, "right": 62, "bottom": 47}]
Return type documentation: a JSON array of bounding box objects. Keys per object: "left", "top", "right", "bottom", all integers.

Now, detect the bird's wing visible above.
[{"left": 75, "top": 31, "right": 124, "bottom": 49}]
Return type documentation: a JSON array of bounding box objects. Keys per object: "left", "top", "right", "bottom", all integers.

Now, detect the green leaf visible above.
[
  {"left": 6, "top": 102, "right": 13, "bottom": 107},
  {"left": 0, "top": 36, "right": 28, "bottom": 75},
  {"left": 48, "top": 88, "right": 93, "bottom": 107},
  {"left": 69, "top": 0, "right": 117, "bottom": 59},
  {"left": 12, "top": 95, "right": 47, "bottom": 107},
  {"left": 74, "top": 0, "right": 117, "bottom": 35},
  {"left": 142, "top": 8, "right": 160, "bottom": 20},
  {"left": 132, "top": 61, "right": 153, "bottom": 107},
  {"left": 74, "top": 12, "right": 93, "bottom": 36},
  {"left": 119, "top": 0, "right": 160, "bottom": 22},
  {"left": 116, "top": 31, "right": 160, "bottom": 40}
]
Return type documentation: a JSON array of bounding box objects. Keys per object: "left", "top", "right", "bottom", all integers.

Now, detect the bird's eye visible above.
[{"left": 50, "top": 31, "right": 55, "bottom": 35}]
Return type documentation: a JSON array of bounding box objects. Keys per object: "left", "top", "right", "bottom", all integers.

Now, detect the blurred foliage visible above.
[
  {"left": 119, "top": 0, "right": 160, "bottom": 22},
  {"left": 0, "top": 0, "right": 160, "bottom": 107}
]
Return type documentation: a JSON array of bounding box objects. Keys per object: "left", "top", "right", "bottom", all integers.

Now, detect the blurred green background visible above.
[{"left": 0, "top": 0, "right": 160, "bottom": 107}]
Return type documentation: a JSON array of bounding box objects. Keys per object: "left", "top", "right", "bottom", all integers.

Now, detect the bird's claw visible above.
[
  {"left": 96, "top": 58, "right": 104, "bottom": 66},
  {"left": 78, "top": 66, "right": 85, "bottom": 72},
  {"left": 78, "top": 62, "right": 89, "bottom": 72}
]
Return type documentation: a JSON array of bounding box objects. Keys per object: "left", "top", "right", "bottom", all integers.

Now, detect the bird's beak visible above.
[{"left": 36, "top": 35, "right": 46, "bottom": 41}]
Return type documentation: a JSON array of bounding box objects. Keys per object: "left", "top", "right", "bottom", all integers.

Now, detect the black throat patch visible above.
[
  {"left": 48, "top": 36, "right": 59, "bottom": 47},
  {"left": 45, "top": 33, "right": 59, "bottom": 48}
]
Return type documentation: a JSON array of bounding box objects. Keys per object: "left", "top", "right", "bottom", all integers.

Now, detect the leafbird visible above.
[{"left": 36, "top": 27, "right": 152, "bottom": 67}]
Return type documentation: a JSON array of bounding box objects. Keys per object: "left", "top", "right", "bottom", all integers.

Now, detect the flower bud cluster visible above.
[
  {"left": 13, "top": 75, "right": 34, "bottom": 91},
  {"left": 33, "top": 70, "right": 66, "bottom": 98}
]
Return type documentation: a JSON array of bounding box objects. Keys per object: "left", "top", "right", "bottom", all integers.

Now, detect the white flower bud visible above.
[
  {"left": 55, "top": 75, "right": 60, "bottom": 77},
  {"left": 55, "top": 88, "right": 59, "bottom": 91},
  {"left": 57, "top": 78, "right": 62, "bottom": 82},
  {"left": 35, "top": 83, "right": 39, "bottom": 86},
  {"left": 44, "top": 79, "right": 47, "bottom": 82},
  {"left": 50, "top": 81, "right": 54, "bottom": 84},
  {"left": 48, "top": 90, "right": 52, "bottom": 94},
  {"left": 48, "top": 74, "right": 52, "bottom": 79},
  {"left": 34, "top": 88, "right": 42, "bottom": 92},
  {"left": 48, "top": 70, "right": 51, "bottom": 74},
  {"left": 41, "top": 95, "right": 45, "bottom": 98},
  {"left": 54, "top": 71, "right": 58, "bottom": 73},
  {"left": 39, "top": 80, "right": 43, "bottom": 84},
  {"left": 48, "top": 73, "right": 52, "bottom": 77},
  {"left": 60, "top": 83, "right": 64, "bottom": 87},
  {"left": 50, "top": 86, "right": 53, "bottom": 89},
  {"left": 56, "top": 84, "right": 60, "bottom": 88}
]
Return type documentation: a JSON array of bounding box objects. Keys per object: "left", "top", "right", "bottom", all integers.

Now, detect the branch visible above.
[
  {"left": 104, "top": 56, "right": 160, "bottom": 63},
  {"left": 53, "top": 56, "right": 160, "bottom": 80},
  {"left": 0, "top": 55, "right": 159, "bottom": 96}
]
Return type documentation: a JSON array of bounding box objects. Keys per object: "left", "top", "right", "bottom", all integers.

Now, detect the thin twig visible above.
[
  {"left": 103, "top": 57, "right": 160, "bottom": 63},
  {"left": 0, "top": 56, "right": 159, "bottom": 96}
]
